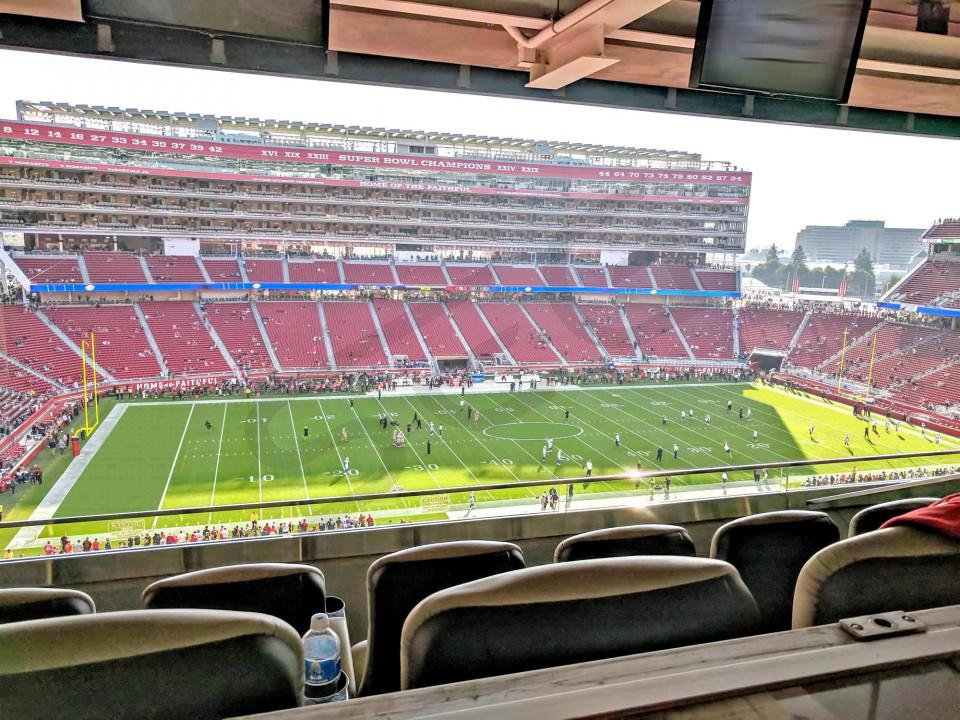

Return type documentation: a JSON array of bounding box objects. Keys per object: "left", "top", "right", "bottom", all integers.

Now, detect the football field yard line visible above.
[
  {"left": 419, "top": 394, "right": 526, "bottom": 486},
  {"left": 255, "top": 401, "right": 263, "bottom": 504},
  {"left": 153, "top": 403, "right": 195, "bottom": 528},
  {"left": 482, "top": 392, "right": 612, "bottom": 490},
  {"left": 398, "top": 395, "right": 484, "bottom": 489},
  {"left": 566, "top": 388, "right": 732, "bottom": 469},
  {"left": 207, "top": 402, "right": 228, "bottom": 524},
  {"left": 483, "top": 393, "right": 562, "bottom": 481},
  {"left": 316, "top": 399, "right": 359, "bottom": 506},
  {"left": 511, "top": 391, "right": 632, "bottom": 491},
  {"left": 287, "top": 401, "right": 312, "bottom": 514},
  {"left": 612, "top": 387, "right": 791, "bottom": 465},
  {"left": 373, "top": 398, "right": 440, "bottom": 494},
  {"left": 350, "top": 402, "right": 403, "bottom": 489},
  {"left": 667, "top": 387, "right": 806, "bottom": 460}
]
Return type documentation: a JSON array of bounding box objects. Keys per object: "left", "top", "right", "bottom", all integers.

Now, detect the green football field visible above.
[{"left": 8, "top": 380, "right": 960, "bottom": 550}]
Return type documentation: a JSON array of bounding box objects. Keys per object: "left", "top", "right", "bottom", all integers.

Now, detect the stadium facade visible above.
[{"left": 0, "top": 101, "right": 749, "bottom": 265}]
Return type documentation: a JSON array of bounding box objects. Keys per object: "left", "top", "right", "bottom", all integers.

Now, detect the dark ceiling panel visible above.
[{"left": 85, "top": 0, "right": 329, "bottom": 45}]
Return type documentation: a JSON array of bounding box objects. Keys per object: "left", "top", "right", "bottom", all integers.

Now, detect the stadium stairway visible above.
[
  {"left": 401, "top": 301, "right": 434, "bottom": 369},
  {"left": 438, "top": 302, "right": 478, "bottom": 368},
  {"left": 788, "top": 311, "right": 812, "bottom": 353},
  {"left": 192, "top": 302, "right": 241, "bottom": 377},
  {"left": 815, "top": 322, "right": 886, "bottom": 374},
  {"left": 516, "top": 304, "right": 565, "bottom": 362},
  {"left": 618, "top": 305, "right": 643, "bottom": 362},
  {"left": 316, "top": 303, "right": 338, "bottom": 371},
  {"left": 666, "top": 308, "right": 696, "bottom": 360},
  {"left": 367, "top": 300, "right": 397, "bottom": 367},
  {"left": 133, "top": 305, "right": 169, "bottom": 378},
  {"left": 731, "top": 308, "right": 741, "bottom": 357},
  {"left": 571, "top": 303, "right": 611, "bottom": 363},
  {"left": 249, "top": 302, "right": 283, "bottom": 372},
  {"left": 137, "top": 256, "right": 154, "bottom": 283}
]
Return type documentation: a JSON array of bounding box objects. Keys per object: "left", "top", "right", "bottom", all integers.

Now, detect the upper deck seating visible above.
[
  {"left": 243, "top": 258, "right": 284, "bottom": 283},
  {"left": 83, "top": 251, "right": 147, "bottom": 283},
  {"left": 396, "top": 263, "right": 446, "bottom": 286},
  {"left": 446, "top": 264, "right": 495, "bottom": 286},
  {"left": 288, "top": 259, "right": 341, "bottom": 284},
  {"left": 145, "top": 255, "right": 205, "bottom": 283},
  {"left": 14, "top": 255, "right": 83, "bottom": 283}
]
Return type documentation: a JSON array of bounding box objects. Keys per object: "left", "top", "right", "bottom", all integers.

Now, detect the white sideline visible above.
[
  {"left": 9, "top": 404, "right": 128, "bottom": 549},
  {"left": 119, "top": 381, "right": 752, "bottom": 406}
]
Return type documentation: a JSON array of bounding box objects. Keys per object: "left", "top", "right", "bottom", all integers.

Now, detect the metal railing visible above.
[{"left": 2, "top": 448, "right": 958, "bottom": 531}]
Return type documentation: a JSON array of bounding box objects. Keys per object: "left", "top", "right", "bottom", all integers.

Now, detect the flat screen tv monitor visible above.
[{"left": 690, "top": 0, "right": 871, "bottom": 102}]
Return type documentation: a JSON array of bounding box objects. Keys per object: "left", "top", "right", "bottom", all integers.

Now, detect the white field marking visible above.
[
  {"left": 565, "top": 387, "right": 730, "bottom": 471},
  {"left": 8, "top": 404, "right": 128, "bottom": 549},
  {"left": 207, "top": 402, "right": 229, "bottom": 524},
  {"left": 287, "top": 401, "right": 312, "bottom": 513},
  {"left": 350, "top": 401, "right": 403, "bottom": 489},
  {"left": 504, "top": 393, "right": 625, "bottom": 493},
  {"left": 370, "top": 399, "right": 437, "bottom": 504},
  {"left": 256, "top": 401, "right": 263, "bottom": 504},
  {"left": 153, "top": 403, "right": 196, "bottom": 529},
  {"left": 610, "top": 387, "right": 780, "bottom": 468},
  {"left": 658, "top": 384, "right": 825, "bottom": 461},
  {"left": 123, "top": 381, "right": 752, "bottom": 406},
  {"left": 399, "top": 395, "right": 488, "bottom": 490},
  {"left": 481, "top": 394, "right": 566, "bottom": 483},
  {"left": 316, "top": 399, "right": 357, "bottom": 498},
  {"left": 420, "top": 394, "right": 524, "bottom": 484},
  {"left": 717, "top": 382, "right": 960, "bottom": 448}
]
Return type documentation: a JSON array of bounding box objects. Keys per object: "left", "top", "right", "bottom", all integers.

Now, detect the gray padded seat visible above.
[
  {"left": 0, "top": 609, "right": 303, "bottom": 720},
  {"left": 555, "top": 524, "right": 696, "bottom": 562},
  {"left": 357, "top": 540, "right": 524, "bottom": 696},
  {"left": 0, "top": 587, "right": 95, "bottom": 624},
  {"left": 711, "top": 510, "right": 840, "bottom": 633},
  {"left": 400, "top": 557, "right": 761, "bottom": 690},
  {"left": 142, "top": 562, "right": 325, "bottom": 634},
  {"left": 848, "top": 497, "right": 939, "bottom": 537},
  {"left": 793, "top": 526, "right": 960, "bottom": 628}
]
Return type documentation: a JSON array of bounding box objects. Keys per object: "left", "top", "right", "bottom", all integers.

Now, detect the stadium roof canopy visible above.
[{"left": 2, "top": 1, "right": 960, "bottom": 137}]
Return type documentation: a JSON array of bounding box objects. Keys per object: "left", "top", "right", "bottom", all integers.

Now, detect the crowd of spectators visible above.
[{"left": 804, "top": 464, "right": 960, "bottom": 488}]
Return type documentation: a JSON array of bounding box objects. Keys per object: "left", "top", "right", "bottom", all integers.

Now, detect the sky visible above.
[{"left": 1, "top": 48, "right": 958, "bottom": 250}]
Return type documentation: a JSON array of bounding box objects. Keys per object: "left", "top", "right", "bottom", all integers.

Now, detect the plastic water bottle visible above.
[{"left": 302, "top": 613, "right": 342, "bottom": 704}]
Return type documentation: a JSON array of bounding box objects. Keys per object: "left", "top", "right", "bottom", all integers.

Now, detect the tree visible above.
[
  {"left": 752, "top": 245, "right": 787, "bottom": 289},
  {"left": 854, "top": 247, "right": 874, "bottom": 275},
  {"left": 765, "top": 244, "right": 781, "bottom": 263},
  {"left": 790, "top": 245, "right": 808, "bottom": 272},
  {"left": 851, "top": 247, "right": 876, "bottom": 297}
]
